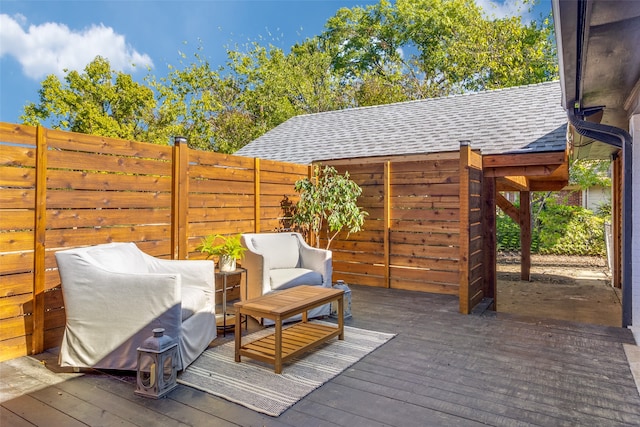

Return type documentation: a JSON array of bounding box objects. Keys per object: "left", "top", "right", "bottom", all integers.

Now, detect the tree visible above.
[
  {"left": 293, "top": 165, "right": 368, "bottom": 250},
  {"left": 321, "top": 0, "right": 557, "bottom": 98},
  {"left": 569, "top": 158, "right": 611, "bottom": 189},
  {"left": 21, "top": 56, "right": 158, "bottom": 143}
]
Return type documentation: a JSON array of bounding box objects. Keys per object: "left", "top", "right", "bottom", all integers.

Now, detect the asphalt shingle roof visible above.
[{"left": 236, "top": 81, "right": 568, "bottom": 164}]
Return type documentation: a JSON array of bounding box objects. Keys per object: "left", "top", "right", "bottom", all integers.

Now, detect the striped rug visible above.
[{"left": 177, "top": 320, "right": 395, "bottom": 417}]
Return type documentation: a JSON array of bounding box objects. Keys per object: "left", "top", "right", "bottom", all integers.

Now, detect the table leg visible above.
[
  {"left": 338, "top": 295, "right": 344, "bottom": 340},
  {"left": 234, "top": 306, "right": 241, "bottom": 363},
  {"left": 275, "top": 317, "right": 283, "bottom": 374},
  {"left": 222, "top": 274, "right": 228, "bottom": 337}
]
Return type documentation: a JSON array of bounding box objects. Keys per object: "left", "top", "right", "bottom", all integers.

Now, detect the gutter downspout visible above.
[{"left": 567, "top": 106, "right": 633, "bottom": 327}]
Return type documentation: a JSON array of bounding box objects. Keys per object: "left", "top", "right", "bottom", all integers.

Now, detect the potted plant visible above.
[
  {"left": 197, "top": 233, "right": 246, "bottom": 272},
  {"left": 293, "top": 165, "right": 368, "bottom": 250}
]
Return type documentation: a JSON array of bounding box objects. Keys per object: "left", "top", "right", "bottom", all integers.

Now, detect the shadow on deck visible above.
[{"left": 2, "top": 285, "right": 640, "bottom": 426}]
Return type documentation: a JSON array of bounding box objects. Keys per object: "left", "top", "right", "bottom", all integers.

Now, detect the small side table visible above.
[{"left": 215, "top": 267, "right": 248, "bottom": 337}]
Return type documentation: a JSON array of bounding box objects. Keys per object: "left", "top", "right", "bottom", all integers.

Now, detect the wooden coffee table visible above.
[{"left": 234, "top": 285, "right": 344, "bottom": 373}]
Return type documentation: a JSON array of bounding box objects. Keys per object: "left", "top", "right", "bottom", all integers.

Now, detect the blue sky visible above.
[{"left": 0, "top": 0, "right": 551, "bottom": 125}]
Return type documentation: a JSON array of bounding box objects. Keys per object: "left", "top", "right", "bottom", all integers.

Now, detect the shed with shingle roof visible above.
[
  {"left": 237, "top": 82, "right": 571, "bottom": 314},
  {"left": 237, "top": 81, "right": 568, "bottom": 166}
]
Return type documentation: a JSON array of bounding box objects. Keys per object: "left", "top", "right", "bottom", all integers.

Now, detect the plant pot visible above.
[{"left": 219, "top": 255, "right": 236, "bottom": 272}]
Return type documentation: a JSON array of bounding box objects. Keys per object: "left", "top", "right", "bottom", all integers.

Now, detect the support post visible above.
[
  {"left": 384, "top": 161, "right": 391, "bottom": 288},
  {"left": 482, "top": 176, "right": 497, "bottom": 305},
  {"left": 172, "top": 137, "right": 188, "bottom": 259},
  {"left": 254, "top": 157, "right": 261, "bottom": 233},
  {"left": 33, "top": 126, "right": 47, "bottom": 354},
  {"left": 519, "top": 191, "right": 531, "bottom": 281}
]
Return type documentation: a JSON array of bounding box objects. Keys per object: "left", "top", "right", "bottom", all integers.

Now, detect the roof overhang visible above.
[
  {"left": 553, "top": 0, "right": 640, "bottom": 160},
  {"left": 483, "top": 150, "right": 569, "bottom": 192}
]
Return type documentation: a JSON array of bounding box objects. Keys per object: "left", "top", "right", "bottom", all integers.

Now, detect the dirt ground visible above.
[{"left": 496, "top": 253, "right": 622, "bottom": 327}]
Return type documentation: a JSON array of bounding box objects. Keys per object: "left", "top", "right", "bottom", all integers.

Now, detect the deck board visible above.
[{"left": 2, "top": 285, "right": 640, "bottom": 426}]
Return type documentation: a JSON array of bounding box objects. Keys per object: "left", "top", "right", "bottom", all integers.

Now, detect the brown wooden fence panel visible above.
[
  {"left": 459, "top": 145, "right": 485, "bottom": 314},
  {"left": 0, "top": 124, "right": 38, "bottom": 360},
  {"left": 1, "top": 121, "right": 488, "bottom": 362},
  {"left": 388, "top": 153, "right": 461, "bottom": 293},
  {"left": 0, "top": 123, "right": 307, "bottom": 362},
  {"left": 325, "top": 152, "right": 464, "bottom": 293},
  {"left": 329, "top": 162, "right": 387, "bottom": 288}
]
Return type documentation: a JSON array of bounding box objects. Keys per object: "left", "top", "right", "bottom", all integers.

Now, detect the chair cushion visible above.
[
  {"left": 85, "top": 243, "right": 149, "bottom": 274},
  {"left": 269, "top": 268, "right": 323, "bottom": 290},
  {"left": 251, "top": 234, "right": 300, "bottom": 269},
  {"left": 181, "top": 286, "right": 207, "bottom": 321}
]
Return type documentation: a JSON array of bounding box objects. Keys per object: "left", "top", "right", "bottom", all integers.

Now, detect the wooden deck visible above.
[{"left": 3, "top": 285, "right": 640, "bottom": 426}]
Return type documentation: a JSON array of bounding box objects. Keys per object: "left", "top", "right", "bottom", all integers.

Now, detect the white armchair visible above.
[
  {"left": 240, "top": 232, "right": 332, "bottom": 324},
  {"left": 55, "top": 242, "right": 216, "bottom": 371}
]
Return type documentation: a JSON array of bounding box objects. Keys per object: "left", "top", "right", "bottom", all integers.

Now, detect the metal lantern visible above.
[
  {"left": 135, "top": 328, "right": 179, "bottom": 399},
  {"left": 330, "top": 280, "right": 352, "bottom": 319}
]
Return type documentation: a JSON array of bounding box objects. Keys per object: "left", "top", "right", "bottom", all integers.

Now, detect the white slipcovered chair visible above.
[
  {"left": 240, "top": 232, "right": 332, "bottom": 324},
  {"left": 55, "top": 242, "right": 216, "bottom": 371}
]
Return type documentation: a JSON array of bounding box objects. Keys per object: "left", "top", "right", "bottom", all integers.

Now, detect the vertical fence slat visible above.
[
  {"left": 172, "top": 137, "right": 189, "bottom": 259},
  {"left": 384, "top": 161, "right": 391, "bottom": 288},
  {"left": 254, "top": 158, "right": 261, "bottom": 232},
  {"left": 32, "top": 126, "right": 47, "bottom": 354},
  {"left": 459, "top": 143, "right": 471, "bottom": 314}
]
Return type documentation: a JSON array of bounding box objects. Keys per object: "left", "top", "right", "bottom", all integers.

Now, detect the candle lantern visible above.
[
  {"left": 135, "top": 328, "right": 179, "bottom": 399},
  {"left": 330, "top": 280, "right": 352, "bottom": 319}
]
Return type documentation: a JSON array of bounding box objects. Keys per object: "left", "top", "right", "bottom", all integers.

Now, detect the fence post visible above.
[
  {"left": 172, "top": 137, "right": 188, "bottom": 259},
  {"left": 32, "top": 126, "right": 47, "bottom": 354},
  {"left": 254, "top": 158, "right": 261, "bottom": 232},
  {"left": 384, "top": 161, "right": 391, "bottom": 289},
  {"left": 459, "top": 142, "right": 471, "bottom": 314},
  {"left": 519, "top": 191, "right": 531, "bottom": 281}
]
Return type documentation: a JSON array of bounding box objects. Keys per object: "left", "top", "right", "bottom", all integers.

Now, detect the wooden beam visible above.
[
  {"left": 484, "top": 163, "right": 563, "bottom": 178},
  {"left": 528, "top": 180, "right": 569, "bottom": 191},
  {"left": 496, "top": 193, "right": 519, "bottom": 223},
  {"left": 496, "top": 175, "right": 529, "bottom": 191},
  {"left": 520, "top": 191, "right": 531, "bottom": 281},
  {"left": 483, "top": 151, "right": 566, "bottom": 168}
]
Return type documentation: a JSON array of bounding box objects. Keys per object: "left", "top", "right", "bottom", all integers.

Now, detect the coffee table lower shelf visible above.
[{"left": 238, "top": 322, "right": 340, "bottom": 372}]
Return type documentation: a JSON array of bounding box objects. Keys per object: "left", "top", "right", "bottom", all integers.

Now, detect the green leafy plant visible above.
[
  {"left": 197, "top": 234, "right": 246, "bottom": 260},
  {"left": 293, "top": 165, "right": 368, "bottom": 250},
  {"left": 496, "top": 196, "right": 606, "bottom": 256}
]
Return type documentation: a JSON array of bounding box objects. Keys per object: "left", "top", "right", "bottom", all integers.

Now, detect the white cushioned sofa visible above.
[
  {"left": 55, "top": 242, "right": 216, "bottom": 371},
  {"left": 241, "top": 232, "right": 332, "bottom": 323}
]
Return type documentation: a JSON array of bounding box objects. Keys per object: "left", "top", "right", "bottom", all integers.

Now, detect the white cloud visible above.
[{"left": 0, "top": 13, "right": 153, "bottom": 80}]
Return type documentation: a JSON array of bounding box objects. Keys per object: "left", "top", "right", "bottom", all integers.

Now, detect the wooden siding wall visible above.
[
  {"left": 0, "top": 123, "right": 306, "bottom": 362},
  {"left": 325, "top": 147, "right": 485, "bottom": 310}
]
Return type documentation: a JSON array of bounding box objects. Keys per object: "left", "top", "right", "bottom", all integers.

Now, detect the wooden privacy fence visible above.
[
  {"left": 0, "top": 123, "right": 308, "bottom": 362},
  {"left": 0, "top": 122, "right": 489, "bottom": 363},
  {"left": 324, "top": 143, "right": 488, "bottom": 314}
]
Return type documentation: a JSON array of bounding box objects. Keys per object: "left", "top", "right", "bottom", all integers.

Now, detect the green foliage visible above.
[
  {"left": 21, "top": 56, "right": 159, "bottom": 143},
  {"left": 197, "top": 234, "right": 246, "bottom": 260},
  {"left": 569, "top": 159, "right": 611, "bottom": 189},
  {"left": 496, "top": 197, "right": 607, "bottom": 256},
  {"left": 536, "top": 202, "right": 605, "bottom": 256},
  {"left": 293, "top": 165, "right": 368, "bottom": 249}
]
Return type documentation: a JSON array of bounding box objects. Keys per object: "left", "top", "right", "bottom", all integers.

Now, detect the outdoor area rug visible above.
[{"left": 177, "top": 320, "right": 395, "bottom": 416}]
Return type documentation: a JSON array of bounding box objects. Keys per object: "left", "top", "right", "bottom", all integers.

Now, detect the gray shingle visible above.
[{"left": 236, "top": 81, "right": 567, "bottom": 164}]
